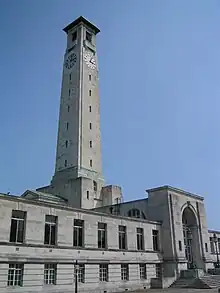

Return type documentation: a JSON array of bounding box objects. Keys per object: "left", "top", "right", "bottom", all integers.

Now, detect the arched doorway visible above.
[{"left": 182, "top": 207, "right": 201, "bottom": 269}]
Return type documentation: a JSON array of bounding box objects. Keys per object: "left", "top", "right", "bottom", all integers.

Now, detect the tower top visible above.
[{"left": 63, "top": 16, "right": 100, "bottom": 34}]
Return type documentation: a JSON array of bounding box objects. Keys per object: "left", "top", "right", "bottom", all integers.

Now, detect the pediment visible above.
[{"left": 21, "top": 190, "right": 68, "bottom": 204}]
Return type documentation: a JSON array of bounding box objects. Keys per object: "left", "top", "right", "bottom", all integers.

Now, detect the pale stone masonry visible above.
[{"left": 1, "top": 15, "right": 220, "bottom": 293}]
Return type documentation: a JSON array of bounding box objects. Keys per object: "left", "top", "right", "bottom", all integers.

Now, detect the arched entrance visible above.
[{"left": 182, "top": 207, "right": 201, "bottom": 269}]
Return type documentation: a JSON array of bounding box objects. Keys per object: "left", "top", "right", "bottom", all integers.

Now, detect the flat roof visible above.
[{"left": 63, "top": 16, "right": 100, "bottom": 34}]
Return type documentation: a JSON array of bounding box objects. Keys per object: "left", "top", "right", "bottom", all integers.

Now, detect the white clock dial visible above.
[
  {"left": 84, "top": 51, "right": 96, "bottom": 69},
  {"left": 64, "top": 52, "right": 77, "bottom": 70}
]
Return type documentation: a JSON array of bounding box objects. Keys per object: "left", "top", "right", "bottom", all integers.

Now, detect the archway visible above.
[{"left": 182, "top": 207, "right": 201, "bottom": 269}]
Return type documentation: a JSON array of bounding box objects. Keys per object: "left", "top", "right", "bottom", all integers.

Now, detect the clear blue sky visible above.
[{"left": 0, "top": 0, "right": 220, "bottom": 229}]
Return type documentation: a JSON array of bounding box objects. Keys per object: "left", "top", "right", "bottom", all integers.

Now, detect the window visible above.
[
  {"left": 139, "top": 264, "right": 147, "bottom": 280},
  {"left": 119, "top": 225, "right": 127, "bottom": 250},
  {"left": 64, "top": 159, "right": 67, "bottom": 167},
  {"left": 86, "top": 31, "right": 92, "bottom": 43},
  {"left": 7, "top": 264, "right": 24, "bottom": 287},
  {"left": 67, "top": 105, "right": 70, "bottom": 112},
  {"left": 155, "top": 264, "right": 161, "bottom": 278},
  {"left": 89, "top": 90, "right": 92, "bottom": 96},
  {"left": 205, "top": 243, "right": 208, "bottom": 252},
  {"left": 98, "top": 222, "right": 107, "bottom": 248},
  {"left": 210, "top": 237, "right": 215, "bottom": 253},
  {"left": 69, "top": 73, "right": 72, "bottom": 81},
  {"left": 218, "top": 238, "right": 220, "bottom": 253},
  {"left": 89, "top": 105, "right": 92, "bottom": 112},
  {"left": 99, "top": 264, "right": 108, "bottom": 282},
  {"left": 121, "top": 264, "right": 129, "bottom": 281},
  {"left": 76, "top": 264, "right": 85, "bottom": 283},
  {"left": 137, "top": 228, "right": 144, "bottom": 250},
  {"left": 44, "top": 264, "right": 57, "bottom": 285},
  {"left": 90, "top": 159, "right": 93, "bottom": 167},
  {"left": 128, "top": 208, "right": 140, "bottom": 218},
  {"left": 89, "top": 123, "right": 92, "bottom": 130},
  {"left": 66, "top": 122, "right": 69, "bottom": 130},
  {"left": 73, "top": 219, "right": 84, "bottom": 247},
  {"left": 9, "top": 210, "right": 26, "bottom": 243},
  {"left": 72, "top": 31, "right": 77, "bottom": 42},
  {"left": 87, "top": 190, "right": 89, "bottom": 199},
  {"left": 179, "top": 240, "right": 182, "bottom": 251},
  {"left": 93, "top": 181, "right": 97, "bottom": 192},
  {"left": 89, "top": 74, "right": 91, "bottom": 81},
  {"left": 65, "top": 140, "right": 68, "bottom": 148},
  {"left": 44, "top": 215, "right": 57, "bottom": 245},
  {"left": 152, "top": 230, "right": 159, "bottom": 251},
  {"left": 89, "top": 140, "right": 92, "bottom": 148},
  {"left": 69, "top": 89, "right": 71, "bottom": 96}
]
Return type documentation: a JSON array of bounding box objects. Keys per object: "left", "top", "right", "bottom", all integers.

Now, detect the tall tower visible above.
[{"left": 40, "top": 17, "right": 105, "bottom": 208}]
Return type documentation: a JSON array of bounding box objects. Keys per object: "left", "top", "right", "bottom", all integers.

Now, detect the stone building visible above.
[{"left": 0, "top": 16, "right": 220, "bottom": 292}]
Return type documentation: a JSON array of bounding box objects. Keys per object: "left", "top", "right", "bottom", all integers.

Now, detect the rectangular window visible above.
[
  {"left": 66, "top": 122, "right": 69, "bottom": 130},
  {"left": 89, "top": 141, "right": 92, "bottom": 148},
  {"left": 139, "top": 264, "right": 147, "bottom": 280},
  {"left": 98, "top": 222, "right": 107, "bottom": 248},
  {"left": 152, "top": 230, "right": 159, "bottom": 251},
  {"left": 218, "top": 238, "right": 220, "bottom": 253},
  {"left": 7, "top": 264, "right": 24, "bottom": 287},
  {"left": 67, "top": 105, "right": 70, "bottom": 112},
  {"left": 89, "top": 74, "right": 91, "bottom": 81},
  {"left": 73, "top": 219, "right": 84, "bottom": 247},
  {"left": 121, "top": 264, "right": 129, "bottom": 281},
  {"left": 89, "top": 90, "right": 92, "bottom": 96},
  {"left": 64, "top": 159, "right": 67, "bottom": 167},
  {"left": 89, "top": 105, "right": 92, "bottom": 112},
  {"left": 155, "top": 264, "right": 161, "bottom": 278},
  {"left": 179, "top": 240, "right": 182, "bottom": 251},
  {"left": 137, "top": 228, "right": 144, "bottom": 250},
  {"left": 44, "top": 215, "right": 57, "bottom": 245},
  {"left": 99, "top": 264, "right": 108, "bottom": 282},
  {"left": 87, "top": 190, "right": 89, "bottom": 199},
  {"left": 76, "top": 264, "right": 85, "bottom": 283},
  {"left": 210, "top": 237, "right": 215, "bottom": 253},
  {"left": 89, "top": 122, "right": 92, "bottom": 130},
  {"left": 72, "top": 31, "right": 77, "bottom": 42},
  {"left": 44, "top": 264, "right": 57, "bottom": 285},
  {"left": 119, "top": 225, "right": 127, "bottom": 250},
  {"left": 86, "top": 31, "right": 92, "bottom": 43},
  {"left": 205, "top": 242, "right": 208, "bottom": 252},
  {"left": 9, "top": 210, "right": 26, "bottom": 243},
  {"left": 69, "top": 89, "right": 71, "bottom": 96},
  {"left": 69, "top": 73, "right": 71, "bottom": 81},
  {"left": 90, "top": 159, "right": 93, "bottom": 167}
]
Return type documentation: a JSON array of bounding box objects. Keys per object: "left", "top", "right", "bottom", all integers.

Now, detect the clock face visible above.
[
  {"left": 84, "top": 51, "right": 96, "bottom": 70},
  {"left": 64, "top": 53, "right": 77, "bottom": 70}
]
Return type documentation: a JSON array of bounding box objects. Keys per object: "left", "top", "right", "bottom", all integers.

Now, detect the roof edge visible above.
[{"left": 63, "top": 16, "right": 100, "bottom": 34}]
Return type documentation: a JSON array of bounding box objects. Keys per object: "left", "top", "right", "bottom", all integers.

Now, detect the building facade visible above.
[{"left": 1, "top": 16, "right": 220, "bottom": 292}]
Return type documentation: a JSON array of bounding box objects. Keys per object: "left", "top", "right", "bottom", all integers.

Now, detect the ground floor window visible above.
[
  {"left": 44, "top": 263, "right": 57, "bottom": 285},
  {"left": 7, "top": 263, "right": 24, "bottom": 287},
  {"left": 139, "top": 264, "right": 147, "bottom": 279},
  {"left": 121, "top": 264, "right": 129, "bottom": 281},
  {"left": 99, "top": 264, "right": 108, "bottom": 282},
  {"left": 77, "top": 264, "right": 85, "bottom": 283},
  {"left": 155, "top": 264, "right": 162, "bottom": 278}
]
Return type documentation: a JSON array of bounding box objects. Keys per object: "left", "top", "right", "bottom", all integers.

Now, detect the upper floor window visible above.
[
  {"left": 99, "top": 264, "right": 108, "bottom": 282},
  {"left": 121, "top": 264, "right": 129, "bottom": 281},
  {"left": 66, "top": 122, "right": 69, "bottom": 131},
  {"left": 64, "top": 159, "right": 67, "bottom": 167},
  {"left": 98, "top": 222, "right": 107, "bottom": 249},
  {"left": 89, "top": 140, "right": 92, "bottom": 148},
  {"left": 152, "top": 230, "right": 159, "bottom": 251},
  {"left": 73, "top": 219, "right": 84, "bottom": 247},
  {"left": 67, "top": 105, "right": 70, "bottom": 112},
  {"left": 7, "top": 263, "right": 24, "bottom": 287},
  {"left": 90, "top": 159, "right": 93, "bottom": 167},
  {"left": 205, "top": 242, "right": 208, "bottom": 252},
  {"left": 139, "top": 264, "right": 147, "bottom": 280},
  {"left": 65, "top": 140, "right": 68, "bottom": 148},
  {"left": 137, "top": 227, "right": 144, "bottom": 251},
  {"left": 72, "top": 31, "right": 77, "bottom": 42},
  {"left": 155, "top": 264, "right": 162, "bottom": 278},
  {"left": 128, "top": 208, "right": 140, "bottom": 218},
  {"left": 93, "top": 180, "right": 97, "bottom": 192},
  {"left": 119, "top": 225, "right": 127, "bottom": 250},
  {"left": 44, "top": 215, "right": 57, "bottom": 245},
  {"left": 89, "top": 74, "right": 92, "bottom": 81},
  {"left": 9, "top": 210, "right": 26, "bottom": 243},
  {"left": 69, "top": 73, "right": 72, "bottom": 81},
  {"left": 210, "top": 237, "right": 215, "bottom": 253},
  {"left": 44, "top": 263, "right": 57, "bottom": 285},
  {"left": 89, "top": 122, "right": 92, "bottom": 130},
  {"left": 89, "top": 90, "right": 92, "bottom": 96},
  {"left": 86, "top": 31, "right": 92, "bottom": 43},
  {"left": 89, "top": 105, "right": 92, "bottom": 112},
  {"left": 87, "top": 190, "right": 89, "bottom": 199}
]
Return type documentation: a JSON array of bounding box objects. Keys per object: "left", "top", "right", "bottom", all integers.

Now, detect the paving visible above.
[{"left": 146, "top": 289, "right": 219, "bottom": 292}]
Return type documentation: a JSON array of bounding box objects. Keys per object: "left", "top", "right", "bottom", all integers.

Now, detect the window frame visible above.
[
  {"left": 99, "top": 264, "right": 108, "bottom": 282},
  {"left": 139, "top": 264, "right": 147, "bottom": 280},
  {"left": 44, "top": 215, "right": 57, "bottom": 246},
  {"left": 98, "top": 222, "right": 107, "bottom": 249},
  {"left": 137, "top": 227, "right": 144, "bottom": 251},
  {"left": 73, "top": 219, "right": 84, "bottom": 247},
  {"left": 7, "top": 263, "right": 24, "bottom": 287},
  {"left": 119, "top": 225, "right": 127, "bottom": 250},
  {"left": 121, "top": 264, "right": 129, "bottom": 281},
  {"left": 44, "top": 263, "right": 57, "bottom": 285},
  {"left": 9, "top": 210, "right": 26, "bottom": 244}
]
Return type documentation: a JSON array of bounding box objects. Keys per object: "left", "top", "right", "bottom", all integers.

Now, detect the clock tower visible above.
[{"left": 38, "top": 16, "right": 105, "bottom": 209}]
